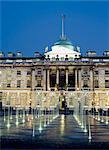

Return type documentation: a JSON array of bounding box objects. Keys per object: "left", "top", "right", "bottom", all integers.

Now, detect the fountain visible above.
[
  {"left": 15, "top": 107, "right": 19, "bottom": 126},
  {"left": 88, "top": 110, "right": 92, "bottom": 141},
  {"left": 22, "top": 107, "right": 25, "bottom": 123},
  {"left": 7, "top": 105, "right": 11, "bottom": 128},
  {"left": 32, "top": 117, "right": 35, "bottom": 137},
  {"left": 44, "top": 108, "right": 47, "bottom": 127},
  {"left": 97, "top": 107, "right": 100, "bottom": 121},
  {"left": 105, "top": 107, "right": 109, "bottom": 125},
  {"left": 3, "top": 106, "right": 6, "bottom": 122},
  {"left": 83, "top": 107, "right": 87, "bottom": 133},
  {"left": 38, "top": 110, "right": 43, "bottom": 133},
  {"left": 10, "top": 106, "right": 13, "bottom": 120},
  {"left": 101, "top": 109, "right": 104, "bottom": 123},
  {"left": 74, "top": 91, "right": 89, "bottom": 133}
]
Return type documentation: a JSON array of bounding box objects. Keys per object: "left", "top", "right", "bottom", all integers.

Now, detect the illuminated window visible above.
[
  {"left": 94, "top": 70, "right": 99, "bottom": 75},
  {"left": 105, "top": 80, "right": 109, "bottom": 88},
  {"left": 17, "top": 80, "right": 21, "bottom": 88},
  {"left": 94, "top": 80, "right": 99, "bottom": 88},
  {"left": 27, "top": 71, "right": 31, "bottom": 75},
  {"left": 7, "top": 83, "right": 11, "bottom": 88},
  {"left": 83, "top": 69, "right": 88, "bottom": 75},
  {"left": 27, "top": 80, "right": 31, "bottom": 88},
  {"left": 105, "top": 70, "right": 109, "bottom": 75},
  {"left": 83, "top": 80, "right": 88, "bottom": 87},
  {"left": 17, "top": 70, "right": 21, "bottom": 75},
  {"left": 37, "top": 70, "right": 41, "bottom": 74},
  {"left": 37, "top": 80, "right": 41, "bottom": 87}
]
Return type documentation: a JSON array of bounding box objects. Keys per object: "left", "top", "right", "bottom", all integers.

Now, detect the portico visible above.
[{"left": 43, "top": 67, "right": 78, "bottom": 91}]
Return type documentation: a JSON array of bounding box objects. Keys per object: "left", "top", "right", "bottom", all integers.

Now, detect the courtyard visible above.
[{"left": 1, "top": 111, "right": 109, "bottom": 149}]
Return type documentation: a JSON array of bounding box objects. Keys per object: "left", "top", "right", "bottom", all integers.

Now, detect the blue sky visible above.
[{"left": 1, "top": 0, "right": 109, "bottom": 56}]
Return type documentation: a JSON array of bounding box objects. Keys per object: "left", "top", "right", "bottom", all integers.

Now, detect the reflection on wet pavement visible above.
[{"left": 0, "top": 114, "right": 109, "bottom": 149}]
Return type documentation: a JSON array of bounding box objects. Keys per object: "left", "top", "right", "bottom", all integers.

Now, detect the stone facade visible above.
[{"left": 0, "top": 55, "right": 109, "bottom": 110}]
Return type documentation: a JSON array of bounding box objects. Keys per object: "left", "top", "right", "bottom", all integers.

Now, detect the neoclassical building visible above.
[{"left": 0, "top": 17, "right": 109, "bottom": 110}]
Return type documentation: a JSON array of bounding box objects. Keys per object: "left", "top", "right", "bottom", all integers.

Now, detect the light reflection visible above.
[
  {"left": 26, "top": 115, "right": 33, "bottom": 128},
  {"left": 39, "top": 123, "right": 43, "bottom": 133},
  {"left": 7, "top": 122, "right": 10, "bottom": 128},
  {"left": 60, "top": 115, "right": 65, "bottom": 136},
  {"left": 16, "top": 120, "right": 19, "bottom": 126}
]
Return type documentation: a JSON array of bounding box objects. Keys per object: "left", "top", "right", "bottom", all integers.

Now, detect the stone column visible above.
[
  {"left": 66, "top": 69, "right": 68, "bottom": 85},
  {"left": 90, "top": 69, "right": 93, "bottom": 90},
  {"left": 56, "top": 69, "right": 59, "bottom": 85},
  {"left": 75, "top": 69, "right": 78, "bottom": 90},
  {"left": 47, "top": 69, "right": 50, "bottom": 91},
  {"left": 31, "top": 69, "right": 35, "bottom": 90},
  {"left": 6, "top": 92, "right": 9, "bottom": 105},
  {"left": 31, "top": 69, "right": 35, "bottom": 107},
  {"left": 43, "top": 69, "right": 46, "bottom": 91},
  {"left": 99, "top": 69, "right": 105, "bottom": 89},
  {"left": 78, "top": 69, "right": 81, "bottom": 90},
  {"left": 66, "top": 69, "right": 68, "bottom": 90}
]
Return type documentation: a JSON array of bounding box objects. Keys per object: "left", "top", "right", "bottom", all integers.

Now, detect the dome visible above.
[
  {"left": 54, "top": 38, "right": 73, "bottom": 46},
  {"left": 53, "top": 38, "right": 74, "bottom": 50}
]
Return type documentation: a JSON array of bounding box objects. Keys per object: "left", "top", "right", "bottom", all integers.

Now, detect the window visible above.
[
  {"left": 83, "top": 80, "right": 88, "bottom": 87},
  {"left": 37, "top": 70, "right": 41, "bottom": 75},
  {"left": 27, "top": 71, "right": 31, "bottom": 75},
  {"left": 105, "top": 80, "right": 109, "bottom": 88},
  {"left": 52, "top": 57, "right": 55, "bottom": 61},
  {"left": 7, "top": 83, "right": 11, "bottom": 88},
  {"left": 37, "top": 80, "right": 41, "bottom": 87},
  {"left": 27, "top": 80, "right": 31, "bottom": 88},
  {"left": 94, "top": 70, "right": 99, "bottom": 75},
  {"left": 17, "top": 80, "right": 21, "bottom": 88},
  {"left": 94, "top": 80, "right": 99, "bottom": 88},
  {"left": 105, "top": 70, "right": 109, "bottom": 75},
  {"left": 61, "top": 57, "right": 64, "bottom": 61},
  {"left": 83, "top": 69, "right": 88, "bottom": 75},
  {"left": 17, "top": 70, "right": 21, "bottom": 75}
]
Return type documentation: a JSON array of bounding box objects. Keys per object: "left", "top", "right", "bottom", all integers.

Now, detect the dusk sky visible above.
[{"left": 1, "top": 0, "right": 109, "bottom": 56}]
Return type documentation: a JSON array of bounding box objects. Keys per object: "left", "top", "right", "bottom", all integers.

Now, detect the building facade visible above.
[{"left": 0, "top": 49, "right": 109, "bottom": 110}]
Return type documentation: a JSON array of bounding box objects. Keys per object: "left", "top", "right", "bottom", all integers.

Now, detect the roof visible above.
[
  {"left": 54, "top": 38, "right": 73, "bottom": 46},
  {"left": 52, "top": 38, "right": 77, "bottom": 51}
]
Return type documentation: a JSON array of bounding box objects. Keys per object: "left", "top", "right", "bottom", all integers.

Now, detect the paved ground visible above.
[{"left": 0, "top": 114, "right": 109, "bottom": 149}]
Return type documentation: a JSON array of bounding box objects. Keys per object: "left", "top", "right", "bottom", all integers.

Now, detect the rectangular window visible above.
[
  {"left": 94, "top": 80, "right": 99, "bottom": 88},
  {"left": 105, "top": 80, "right": 109, "bottom": 88},
  {"left": 94, "top": 70, "right": 99, "bottom": 75},
  {"left": 17, "top": 80, "right": 21, "bottom": 88},
  {"left": 7, "top": 83, "right": 11, "bottom": 88},
  {"left": 82, "top": 69, "right": 88, "bottom": 76},
  {"left": 37, "top": 80, "right": 41, "bottom": 87},
  {"left": 105, "top": 70, "right": 109, "bottom": 75},
  {"left": 37, "top": 70, "right": 41, "bottom": 75},
  {"left": 27, "top": 80, "right": 31, "bottom": 88},
  {"left": 17, "top": 70, "right": 21, "bottom": 75},
  {"left": 27, "top": 71, "right": 31, "bottom": 75},
  {"left": 83, "top": 80, "right": 88, "bottom": 87}
]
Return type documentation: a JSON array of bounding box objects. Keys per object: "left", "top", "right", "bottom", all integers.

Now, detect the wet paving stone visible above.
[{"left": 0, "top": 115, "right": 109, "bottom": 149}]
